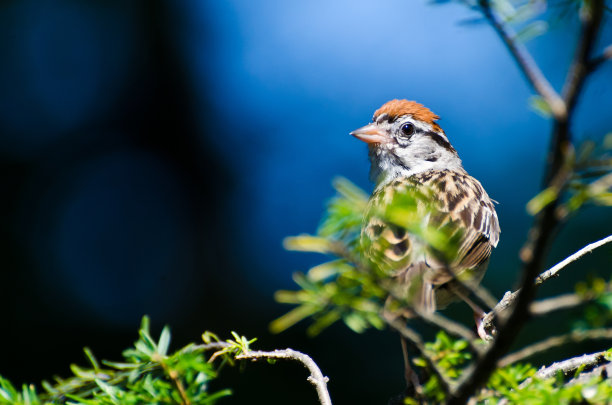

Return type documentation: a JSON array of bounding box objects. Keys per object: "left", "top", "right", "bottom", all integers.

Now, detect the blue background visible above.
[{"left": 1, "top": 1, "right": 611, "bottom": 403}]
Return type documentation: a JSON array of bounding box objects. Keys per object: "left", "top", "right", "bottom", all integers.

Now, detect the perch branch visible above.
[
  {"left": 236, "top": 349, "right": 333, "bottom": 405},
  {"left": 499, "top": 328, "right": 612, "bottom": 368}
]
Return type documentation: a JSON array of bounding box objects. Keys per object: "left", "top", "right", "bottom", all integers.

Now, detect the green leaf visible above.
[
  {"left": 283, "top": 235, "right": 333, "bottom": 253},
  {"left": 529, "top": 95, "right": 553, "bottom": 118},
  {"left": 343, "top": 312, "right": 368, "bottom": 333},
  {"left": 516, "top": 21, "right": 548, "bottom": 43},
  {"left": 527, "top": 186, "right": 559, "bottom": 215},
  {"left": 307, "top": 260, "right": 352, "bottom": 282},
  {"left": 307, "top": 310, "right": 342, "bottom": 336},
  {"left": 157, "top": 326, "right": 171, "bottom": 356},
  {"left": 83, "top": 347, "right": 100, "bottom": 372},
  {"left": 269, "top": 304, "right": 319, "bottom": 334},
  {"left": 95, "top": 379, "right": 121, "bottom": 404}
]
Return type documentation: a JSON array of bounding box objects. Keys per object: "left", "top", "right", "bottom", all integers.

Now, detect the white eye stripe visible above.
[{"left": 375, "top": 113, "right": 390, "bottom": 124}]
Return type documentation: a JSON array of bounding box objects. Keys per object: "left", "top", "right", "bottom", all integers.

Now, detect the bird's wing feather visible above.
[
  {"left": 362, "top": 170, "right": 500, "bottom": 311},
  {"left": 415, "top": 170, "right": 500, "bottom": 268}
]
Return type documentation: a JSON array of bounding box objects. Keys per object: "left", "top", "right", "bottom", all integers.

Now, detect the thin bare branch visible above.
[
  {"left": 192, "top": 342, "right": 332, "bottom": 405},
  {"left": 535, "top": 234, "right": 612, "bottom": 285},
  {"left": 236, "top": 349, "right": 332, "bottom": 405},
  {"left": 190, "top": 342, "right": 231, "bottom": 352},
  {"left": 529, "top": 293, "right": 584, "bottom": 316},
  {"left": 562, "top": 1, "right": 606, "bottom": 113},
  {"left": 415, "top": 310, "right": 480, "bottom": 351},
  {"left": 384, "top": 315, "right": 454, "bottom": 398},
  {"left": 499, "top": 329, "right": 612, "bottom": 368},
  {"left": 588, "top": 43, "right": 612, "bottom": 71},
  {"left": 478, "top": 0, "right": 566, "bottom": 119},
  {"left": 481, "top": 234, "right": 612, "bottom": 333}
]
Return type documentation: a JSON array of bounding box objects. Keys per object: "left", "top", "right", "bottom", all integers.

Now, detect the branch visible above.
[
  {"left": 384, "top": 315, "right": 454, "bottom": 398},
  {"left": 158, "top": 360, "right": 191, "bottom": 405},
  {"left": 529, "top": 293, "right": 584, "bottom": 316},
  {"left": 236, "top": 349, "right": 332, "bottom": 405},
  {"left": 481, "top": 234, "right": 612, "bottom": 333},
  {"left": 499, "top": 329, "right": 612, "bottom": 368},
  {"left": 414, "top": 310, "right": 480, "bottom": 352},
  {"left": 566, "top": 362, "right": 612, "bottom": 385},
  {"left": 535, "top": 234, "right": 612, "bottom": 285},
  {"left": 535, "top": 351, "right": 608, "bottom": 380},
  {"left": 561, "top": 1, "right": 606, "bottom": 114},
  {"left": 588, "top": 43, "right": 612, "bottom": 71},
  {"left": 193, "top": 342, "right": 333, "bottom": 405},
  {"left": 478, "top": 0, "right": 566, "bottom": 120},
  {"left": 498, "top": 351, "right": 610, "bottom": 404}
]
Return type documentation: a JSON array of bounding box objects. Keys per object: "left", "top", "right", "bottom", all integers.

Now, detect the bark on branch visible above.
[{"left": 236, "top": 349, "right": 333, "bottom": 405}]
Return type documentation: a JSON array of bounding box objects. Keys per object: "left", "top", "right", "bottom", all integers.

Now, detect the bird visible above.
[{"left": 350, "top": 99, "right": 500, "bottom": 340}]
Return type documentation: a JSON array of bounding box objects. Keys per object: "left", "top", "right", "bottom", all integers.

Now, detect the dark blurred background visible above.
[{"left": 1, "top": 1, "right": 611, "bottom": 404}]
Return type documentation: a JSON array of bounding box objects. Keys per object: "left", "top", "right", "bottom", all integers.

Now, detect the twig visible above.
[
  {"left": 478, "top": 0, "right": 566, "bottom": 120},
  {"left": 384, "top": 315, "right": 454, "bottom": 398},
  {"left": 561, "top": 1, "right": 606, "bottom": 115},
  {"left": 535, "top": 351, "right": 608, "bottom": 380},
  {"left": 481, "top": 234, "right": 612, "bottom": 332},
  {"left": 236, "top": 349, "right": 333, "bottom": 405},
  {"left": 190, "top": 342, "right": 232, "bottom": 352},
  {"left": 414, "top": 310, "right": 480, "bottom": 351},
  {"left": 499, "top": 329, "right": 612, "bottom": 368},
  {"left": 192, "top": 342, "right": 333, "bottom": 405},
  {"left": 529, "top": 293, "right": 585, "bottom": 316},
  {"left": 157, "top": 359, "right": 191, "bottom": 405},
  {"left": 588, "top": 43, "right": 612, "bottom": 71},
  {"left": 545, "top": 0, "right": 605, "bottom": 185},
  {"left": 535, "top": 234, "right": 612, "bottom": 285}
]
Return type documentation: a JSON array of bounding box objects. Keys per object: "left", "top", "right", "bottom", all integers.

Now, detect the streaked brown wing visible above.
[
  {"left": 362, "top": 169, "right": 500, "bottom": 288},
  {"left": 413, "top": 169, "right": 500, "bottom": 285}
]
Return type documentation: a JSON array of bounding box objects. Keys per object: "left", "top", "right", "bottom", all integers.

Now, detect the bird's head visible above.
[{"left": 351, "top": 99, "right": 463, "bottom": 186}]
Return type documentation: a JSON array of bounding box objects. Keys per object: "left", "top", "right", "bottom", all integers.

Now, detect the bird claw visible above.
[{"left": 474, "top": 312, "right": 494, "bottom": 341}]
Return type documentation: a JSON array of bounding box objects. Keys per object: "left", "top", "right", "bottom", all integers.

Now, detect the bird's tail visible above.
[{"left": 391, "top": 262, "right": 436, "bottom": 317}]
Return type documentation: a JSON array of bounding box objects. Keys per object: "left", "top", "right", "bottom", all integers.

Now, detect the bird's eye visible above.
[{"left": 401, "top": 122, "right": 415, "bottom": 137}]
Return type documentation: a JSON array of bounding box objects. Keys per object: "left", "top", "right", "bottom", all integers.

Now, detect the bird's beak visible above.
[{"left": 350, "top": 123, "right": 390, "bottom": 144}]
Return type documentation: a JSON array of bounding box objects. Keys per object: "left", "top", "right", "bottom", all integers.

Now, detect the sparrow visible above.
[{"left": 351, "top": 99, "right": 500, "bottom": 340}]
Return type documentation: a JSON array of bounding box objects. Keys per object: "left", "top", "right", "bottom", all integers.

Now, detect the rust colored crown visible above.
[{"left": 374, "top": 99, "right": 442, "bottom": 132}]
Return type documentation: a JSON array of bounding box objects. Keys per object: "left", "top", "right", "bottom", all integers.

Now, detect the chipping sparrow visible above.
[{"left": 351, "top": 99, "right": 500, "bottom": 340}]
